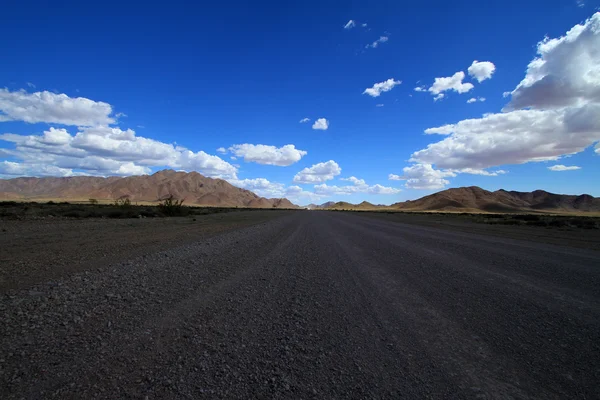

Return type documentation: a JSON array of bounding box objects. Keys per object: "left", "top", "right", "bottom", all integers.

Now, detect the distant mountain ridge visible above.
[
  {"left": 0, "top": 170, "right": 298, "bottom": 208},
  {"left": 319, "top": 186, "right": 600, "bottom": 213}
]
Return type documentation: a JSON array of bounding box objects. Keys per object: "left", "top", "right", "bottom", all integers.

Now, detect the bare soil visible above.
[{"left": 0, "top": 210, "right": 294, "bottom": 292}]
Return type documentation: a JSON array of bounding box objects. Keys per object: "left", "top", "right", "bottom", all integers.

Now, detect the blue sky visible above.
[{"left": 1, "top": 0, "right": 599, "bottom": 205}]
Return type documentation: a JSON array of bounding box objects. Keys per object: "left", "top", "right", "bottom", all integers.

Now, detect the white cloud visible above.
[
  {"left": 405, "top": 13, "right": 600, "bottom": 187},
  {"left": 468, "top": 61, "right": 496, "bottom": 82},
  {"left": 577, "top": 0, "right": 585, "bottom": 7},
  {"left": 0, "top": 126, "right": 237, "bottom": 178},
  {"left": 390, "top": 164, "right": 456, "bottom": 190},
  {"left": 0, "top": 161, "right": 79, "bottom": 177},
  {"left": 428, "top": 71, "right": 474, "bottom": 95},
  {"left": 503, "top": 91, "right": 511, "bottom": 98},
  {"left": 344, "top": 20, "right": 356, "bottom": 29},
  {"left": 506, "top": 13, "right": 600, "bottom": 111},
  {"left": 216, "top": 147, "right": 227, "bottom": 154},
  {"left": 414, "top": 86, "right": 427, "bottom": 92},
  {"left": 341, "top": 176, "right": 366, "bottom": 186},
  {"left": 548, "top": 164, "right": 581, "bottom": 171},
  {"left": 299, "top": 117, "right": 310, "bottom": 123},
  {"left": 453, "top": 168, "right": 507, "bottom": 176},
  {"left": 228, "top": 177, "right": 286, "bottom": 197},
  {"left": 433, "top": 93, "right": 445, "bottom": 102},
  {"left": 314, "top": 182, "right": 400, "bottom": 196},
  {"left": 363, "top": 79, "right": 402, "bottom": 97},
  {"left": 467, "top": 97, "right": 486, "bottom": 103},
  {"left": 0, "top": 89, "right": 114, "bottom": 126},
  {"left": 293, "top": 160, "right": 341, "bottom": 183},
  {"left": 424, "top": 125, "right": 455, "bottom": 135},
  {"left": 361, "top": 23, "right": 368, "bottom": 27},
  {"left": 366, "top": 36, "right": 389, "bottom": 49},
  {"left": 411, "top": 109, "right": 600, "bottom": 170},
  {"left": 227, "top": 178, "right": 325, "bottom": 202},
  {"left": 376, "top": 104, "right": 384, "bottom": 107},
  {"left": 26, "top": 82, "right": 36, "bottom": 89},
  {"left": 227, "top": 143, "right": 307, "bottom": 166},
  {"left": 312, "top": 118, "right": 329, "bottom": 130}
]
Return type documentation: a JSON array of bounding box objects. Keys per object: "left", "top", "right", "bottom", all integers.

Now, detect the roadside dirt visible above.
[{"left": 0, "top": 210, "right": 294, "bottom": 292}]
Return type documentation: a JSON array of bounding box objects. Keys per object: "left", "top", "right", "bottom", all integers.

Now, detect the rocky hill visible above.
[
  {"left": 391, "top": 187, "right": 600, "bottom": 213},
  {"left": 0, "top": 170, "right": 298, "bottom": 208},
  {"left": 318, "top": 186, "right": 599, "bottom": 213}
]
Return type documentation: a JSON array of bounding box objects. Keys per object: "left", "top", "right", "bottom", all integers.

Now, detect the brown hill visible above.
[
  {"left": 317, "top": 186, "right": 599, "bottom": 213},
  {"left": 390, "top": 186, "right": 600, "bottom": 213},
  {"left": 0, "top": 170, "right": 298, "bottom": 208}
]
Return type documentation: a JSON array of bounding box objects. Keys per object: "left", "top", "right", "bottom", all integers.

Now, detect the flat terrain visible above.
[{"left": 1, "top": 211, "right": 599, "bottom": 399}]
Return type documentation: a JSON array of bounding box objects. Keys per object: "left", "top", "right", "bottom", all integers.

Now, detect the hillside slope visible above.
[
  {"left": 0, "top": 170, "right": 298, "bottom": 208},
  {"left": 318, "top": 186, "right": 599, "bottom": 213}
]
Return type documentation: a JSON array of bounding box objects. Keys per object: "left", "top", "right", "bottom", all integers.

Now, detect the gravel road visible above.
[{"left": 1, "top": 211, "right": 599, "bottom": 399}]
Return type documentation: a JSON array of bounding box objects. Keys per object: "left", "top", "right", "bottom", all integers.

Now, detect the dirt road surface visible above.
[{"left": 1, "top": 211, "right": 599, "bottom": 399}]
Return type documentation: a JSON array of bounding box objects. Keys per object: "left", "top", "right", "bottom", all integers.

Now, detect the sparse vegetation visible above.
[
  {"left": 0, "top": 200, "right": 296, "bottom": 220},
  {"left": 158, "top": 194, "right": 187, "bottom": 216},
  {"left": 89, "top": 198, "right": 98, "bottom": 205},
  {"left": 114, "top": 195, "right": 132, "bottom": 208}
]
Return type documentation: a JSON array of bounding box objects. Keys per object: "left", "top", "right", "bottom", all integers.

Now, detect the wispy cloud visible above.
[{"left": 365, "top": 36, "right": 389, "bottom": 49}]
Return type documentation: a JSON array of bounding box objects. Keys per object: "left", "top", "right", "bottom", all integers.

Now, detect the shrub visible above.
[
  {"left": 158, "top": 194, "right": 186, "bottom": 216},
  {"left": 114, "top": 196, "right": 131, "bottom": 208},
  {"left": 89, "top": 198, "right": 98, "bottom": 205}
]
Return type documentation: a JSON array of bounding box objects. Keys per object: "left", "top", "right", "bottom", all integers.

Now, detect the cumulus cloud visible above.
[
  {"left": 344, "top": 20, "right": 356, "bottom": 29},
  {"left": 228, "top": 178, "right": 324, "bottom": 202},
  {"left": 424, "top": 125, "right": 455, "bottom": 135},
  {"left": 414, "top": 86, "right": 427, "bottom": 92},
  {"left": 390, "top": 164, "right": 456, "bottom": 190},
  {"left": 0, "top": 89, "right": 115, "bottom": 126},
  {"left": 506, "top": 14, "right": 600, "bottom": 111},
  {"left": 312, "top": 118, "right": 329, "bottom": 130},
  {"left": 363, "top": 79, "right": 402, "bottom": 97},
  {"left": 299, "top": 117, "right": 310, "bottom": 123},
  {"left": 467, "top": 61, "right": 496, "bottom": 82},
  {"left": 404, "top": 12, "right": 600, "bottom": 188},
  {"left": 428, "top": 71, "right": 474, "bottom": 96},
  {"left": 341, "top": 176, "right": 366, "bottom": 186},
  {"left": 453, "top": 168, "right": 507, "bottom": 176},
  {"left": 314, "top": 181, "right": 400, "bottom": 196},
  {"left": 316, "top": 175, "right": 401, "bottom": 195},
  {"left": 216, "top": 147, "right": 227, "bottom": 154},
  {"left": 548, "top": 164, "right": 581, "bottom": 171},
  {"left": 228, "top": 177, "right": 286, "bottom": 197},
  {"left": 227, "top": 144, "right": 307, "bottom": 166},
  {"left": 293, "top": 160, "right": 341, "bottom": 183},
  {"left": 0, "top": 126, "right": 237, "bottom": 178},
  {"left": 366, "top": 36, "right": 389, "bottom": 49},
  {"left": 467, "top": 97, "right": 486, "bottom": 103},
  {"left": 0, "top": 161, "right": 80, "bottom": 177}
]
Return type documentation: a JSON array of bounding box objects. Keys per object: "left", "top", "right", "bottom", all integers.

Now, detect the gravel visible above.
[{"left": 1, "top": 211, "right": 599, "bottom": 399}]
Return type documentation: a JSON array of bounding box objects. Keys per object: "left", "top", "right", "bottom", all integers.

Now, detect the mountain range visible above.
[
  {"left": 1, "top": 171, "right": 598, "bottom": 213},
  {"left": 0, "top": 170, "right": 297, "bottom": 208},
  {"left": 310, "top": 186, "right": 600, "bottom": 213}
]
